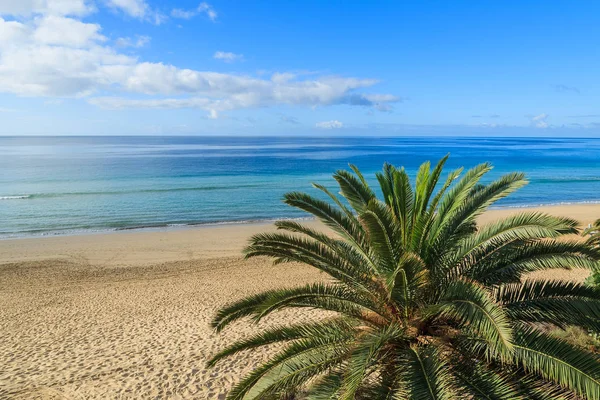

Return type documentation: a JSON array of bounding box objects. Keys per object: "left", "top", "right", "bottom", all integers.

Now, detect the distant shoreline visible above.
[
  {"left": 2, "top": 199, "right": 600, "bottom": 241},
  {"left": 1, "top": 200, "right": 600, "bottom": 241},
  {"left": 1, "top": 204, "right": 599, "bottom": 267}
]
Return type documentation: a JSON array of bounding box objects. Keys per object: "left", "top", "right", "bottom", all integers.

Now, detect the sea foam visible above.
[{"left": 0, "top": 195, "right": 30, "bottom": 200}]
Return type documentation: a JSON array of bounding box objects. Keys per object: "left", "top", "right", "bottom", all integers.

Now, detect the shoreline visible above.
[
  {"left": 0, "top": 204, "right": 599, "bottom": 267},
  {"left": 0, "top": 217, "right": 315, "bottom": 241},
  {"left": 2, "top": 200, "right": 600, "bottom": 241}
]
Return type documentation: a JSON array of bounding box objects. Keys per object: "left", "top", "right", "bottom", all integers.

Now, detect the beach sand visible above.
[{"left": 1, "top": 204, "right": 599, "bottom": 399}]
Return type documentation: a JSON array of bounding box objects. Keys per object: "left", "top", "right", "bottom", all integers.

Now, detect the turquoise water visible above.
[{"left": 1, "top": 136, "right": 600, "bottom": 238}]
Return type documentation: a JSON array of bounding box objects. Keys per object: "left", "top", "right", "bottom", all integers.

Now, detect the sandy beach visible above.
[{"left": 1, "top": 204, "right": 599, "bottom": 399}]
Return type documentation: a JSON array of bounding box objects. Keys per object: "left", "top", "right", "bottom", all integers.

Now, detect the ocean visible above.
[{"left": 1, "top": 136, "right": 600, "bottom": 239}]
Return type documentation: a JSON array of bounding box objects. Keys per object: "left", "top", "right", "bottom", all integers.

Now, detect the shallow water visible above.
[{"left": 2, "top": 136, "right": 600, "bottom": 238}]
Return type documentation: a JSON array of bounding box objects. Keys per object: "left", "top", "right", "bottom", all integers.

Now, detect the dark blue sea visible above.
[{"left": 1, "top": 136, "right": 600, "bottom": 238}]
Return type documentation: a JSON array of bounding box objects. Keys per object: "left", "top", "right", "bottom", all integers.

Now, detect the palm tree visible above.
[
  {"left": 209, "top": 156, "right": 600, "bottom": 399},
  {"left": 584, "top": 219, "right": 600, "bottom": 288},
  {"left": 585, "top": 219, "right": 600, "bottom": 247}
]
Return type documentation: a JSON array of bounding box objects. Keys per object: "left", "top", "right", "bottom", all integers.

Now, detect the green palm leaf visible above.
[
  {"left": 497, "top": 280, "right": 600, "bottom": 330},
  {"left": 401, "top": 345, "right": 457, "bottom": 400},
  {"left": 428, "top": 278, "right": 513, "bottom": 359},
  {"left": 468, "top": 240, "right": 600, "bottom": 285},
  {"left": 207, "top": 319, "right": 356, "bottom": 367},
  {"left": 512, "top": 325, "right": 600, "bottom": 400}
]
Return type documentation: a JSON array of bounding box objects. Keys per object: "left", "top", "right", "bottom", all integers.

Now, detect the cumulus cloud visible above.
[
  {"left": 0, "top": 0, "right": 163, "bottom": 23},
  {"left": 0, "top": 0, "right": 94, "bottom": 17},
  {"left": 105, "top": 0, "right": 145, "bottom": 17},
  {"left": 104, "top": 0, "right": 166, "bottom": 24},
  {"left": 197, "top": 2, "right": 217, "bottom": 20},
  {"left": 213, "top": 51, "right": 243, "bottom": 63},
  {"left": 0, "top": 17, "right": 30, "bottom": 44},
  {"left": 529, "top": 113, "right": 549, "bottom": 128},
  {"left": 86, "top": 69, "right": 397, "bottom": 118},
  {"left": 271, "top": 72, "right": 296, "bottom": 84},
  {"left": 0, "top": 5, "right": 398, "bottom": 118},
  {"left": 34, "top": 15, "right": 105, "bottom": 47},
  {"left": 115, "top": 35, "right": 150, "bottom": 48},
  {"left": 316, "top": 120, "right": 343, "bottom": 129},
  {"left": 172, "top": 2, "right": 217, "bottom": 21},
  {"left": 171, "top": 9, "right": 195, "bottom": 19}
]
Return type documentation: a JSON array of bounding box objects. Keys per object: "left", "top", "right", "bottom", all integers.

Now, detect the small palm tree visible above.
[
  {"left": 209, "top": 156, "right": 600, "bottom": 399},
  {"left": 585, "top": 219, "right": 600, "bottom": 247},
  {"left": 584, "top": 219, "right": 600, "bottom": 288}
]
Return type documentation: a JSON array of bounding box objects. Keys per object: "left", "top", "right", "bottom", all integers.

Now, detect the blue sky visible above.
[{"left": 0, "top": 0, "right": 599, "bottom": 136}]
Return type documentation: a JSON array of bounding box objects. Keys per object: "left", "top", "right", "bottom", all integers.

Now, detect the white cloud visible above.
[
  {"left": 374, "top": 103, "right": 392, "bottom": 112},
  {"left": 0, "top": 0, "right": 93, "bottom": 17},
  {"left": 0, "top": 46, "right": 132, "bottom": 96},
  {"left": 103, "top": 0, "right": 165, "bottom": 24},
  {"left": 171, "top": 8, "right": 195, "bottom": 19},
  {"left": 0, "top": 5, "right": 398, "bottom": 118},
  {"left": 0, "top": 18, "right": 30, "bottom": 46},
  {"left": 530, "top": 113, "right": 549, "bottom": 128},
  {"left": 363, "top": 94, "right": 399, "bottom": 103},
  {"left": 197, "top": 2, "right": 217, "bottom": 21},
  {"left": 316, "top": 120, "right": 343, "bottom": 129},
  {"left": 86, "top": 70, "right": 393, "bottom": 118},
  {"left": 171, "top": 2, "right": 217, "bottom": 21},
  {"left": 115, "top": 35, "right": 150, "bottom": 48},
  {"left": 0, "top": 0, "right": 163, "bottom": 22},
  {"left": 104, "top": 0, "right": 146, "bottom": 17},
  {"left": 34, "top": 15, "right": 105, "bottom": 47},
  {"left": 271, "top": 72, "right": 296, "bottom": 84},
  {"left": 213, "top": 51, "right": 243, "bottom": 63}
]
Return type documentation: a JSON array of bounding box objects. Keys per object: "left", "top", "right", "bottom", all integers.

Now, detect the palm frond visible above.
[
  {"left": 212, "top": 290, "right": 273, "bottom": 332},
  {"left": 283, "top": 191, "right": 368, "bottom": 251},
  {"left": 227, "top": 337, "right": 352, "bottom": 400},
  {"left": 452, "top": 361, "right": 524, "bottom": 400},
  {"left": 512, "top": 324, "right": 600, "bottom": 400},
  {"left": 207, "top": 318, "right": 356, "bottom": 367},
  {"left": 430, "top": 278, "right": 513, "bottom": 359},
  {"left": 333, "top": 168, "right": 376, "bottom": 214},
  {"left": 360, "top": 199, "right": 401, "bottom": 272},
  {"left": 338, "top": 324, "right": 406, "bottom": 399},
  {"left": 402, "top": 345, "right": 457, "bottom": 400},
  {"left": 387, "top": 252, "right": 427, "bottom": 314},
  {"left": 584, "top": 219, "right": 600, "bottom": 247},
  {"left": 414, "top": 154, "right": 449, "bottom": 220},
  {"left": 468, "top": 240, "right": 600, "bottom": 285},
  {"left": 248, "top": 283, "right": 389, "bottom": 323},
  {"left": 245, "top": 232, "right": 380, "bottom": 293},
  {"left": 497, "top": 279, "right": 600, "bottom": 330},
  {"left": 306, "top": 373, "right": 343, "bottom": 400},
  {"left": 427, "top": 162, "right": 492, "bottom": 244}
]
